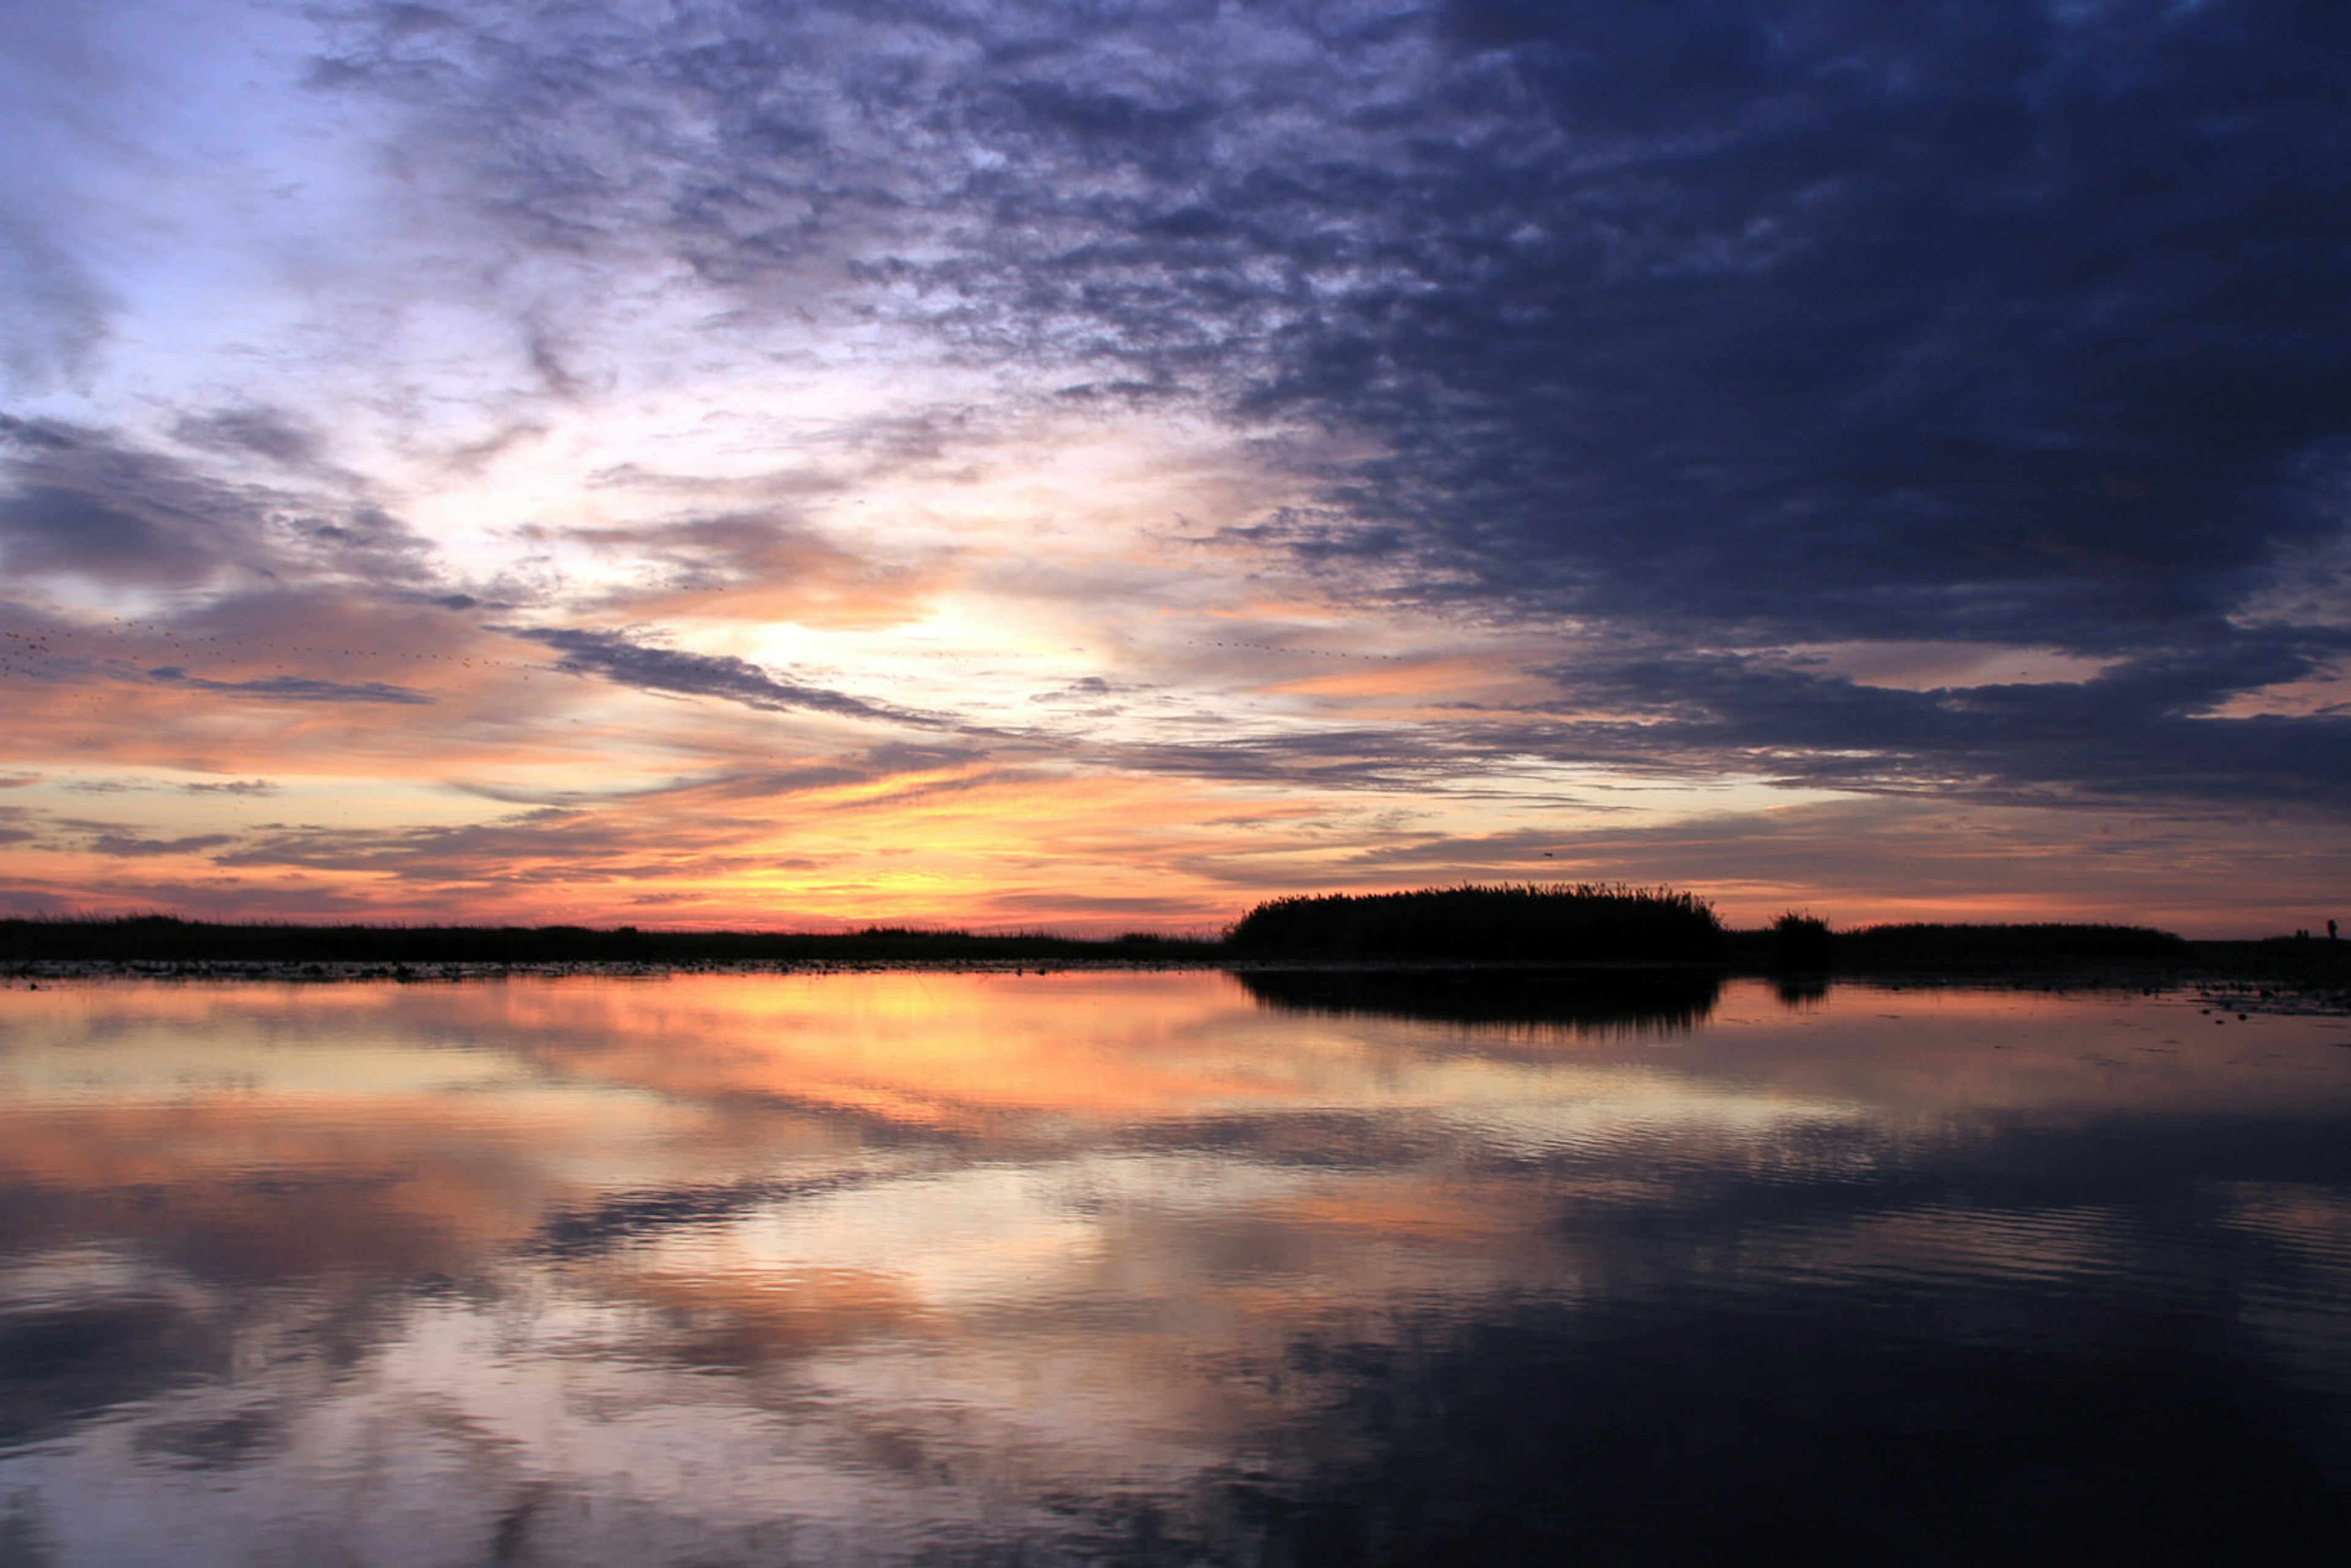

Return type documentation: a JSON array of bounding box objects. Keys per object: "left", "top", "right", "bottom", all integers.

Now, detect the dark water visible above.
[{"left": 1, "top": 970, "right": 2347, "bottom": 1564}]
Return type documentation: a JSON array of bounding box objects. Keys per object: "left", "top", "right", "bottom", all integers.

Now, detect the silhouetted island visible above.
[{"left": 1226, "top": 883, "right": 1724, "bottom": 961}]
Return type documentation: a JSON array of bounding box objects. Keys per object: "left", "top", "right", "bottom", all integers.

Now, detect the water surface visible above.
[{"left": 2, "top": 970, "right": 2347, "bottom": 1563}]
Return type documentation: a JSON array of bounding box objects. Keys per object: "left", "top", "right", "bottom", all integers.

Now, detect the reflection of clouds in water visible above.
[
  {"left": 4, "top": 974, "right": 2351, "bottom": 1561},
  {"left": 1425, "top": 1067, "right": 1871, "bottom": 1166},
  {"left": 6, "top": 1299, "right": 1003, "bottom": 1565},
  {"left": 0, "top": 1241, "right": 181, "bottom": 1315},
  {"left": 2218, "top": 1183, "right": 2351, "bottom": 1398},
  {"left": 1720, "top": 1203, "right": 2147, "bottom": 1302}
]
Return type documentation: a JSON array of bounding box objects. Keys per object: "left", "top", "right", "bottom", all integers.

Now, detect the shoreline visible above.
[{"left": 5, "top": 949, "right": 2345, "bottom": 1016}]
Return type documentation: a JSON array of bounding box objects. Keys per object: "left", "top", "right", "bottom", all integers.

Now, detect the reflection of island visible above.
[{"left": 1235, "top": 965, "right": 1722, "bottom": 1033}]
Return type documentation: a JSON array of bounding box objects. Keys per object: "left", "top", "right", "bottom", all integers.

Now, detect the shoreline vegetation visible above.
[{"left": 1, "top": 885, "right": 2344, "bottom": 1000}]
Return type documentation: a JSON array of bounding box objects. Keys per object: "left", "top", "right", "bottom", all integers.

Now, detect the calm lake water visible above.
[{"left": 2, "top": 970, "right": 2348, "bottom": 1564}]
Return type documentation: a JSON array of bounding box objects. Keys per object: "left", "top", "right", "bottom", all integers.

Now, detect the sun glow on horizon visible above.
[{"left": 6, "top": 2, "right": 2347, "bottom": 940}]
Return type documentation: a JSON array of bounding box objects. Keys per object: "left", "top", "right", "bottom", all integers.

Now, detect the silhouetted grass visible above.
[
  {"left": 0, "top": 915, "right": 1223, "bottom": 967},
  {"left": 1837, "top": 922, "right": 2189, "bottom": 967},
  {"left": 1770, "top": 910, "right": 1834, "bottom": 970},
  {"left": 1226, "top": 883, "right": 1724, "bottom": 962}
]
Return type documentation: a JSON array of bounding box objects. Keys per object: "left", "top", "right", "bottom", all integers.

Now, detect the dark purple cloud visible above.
[
  {"left": 0, "top": 417, "right": 438, "bottom": 593},
  {"left": 143, "top": 669, "right": 433, "bottom": 705},
  {"left": 290, "top": 0, "right": 2351, "bottom": 820},
  {"left": 505, "top": 626, "right": 950, "bottom": 727},
  {"left": 84, "top": 831, "right": 236, "bottom": 859}
]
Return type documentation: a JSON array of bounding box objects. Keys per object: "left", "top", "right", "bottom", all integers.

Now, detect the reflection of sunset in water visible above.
[{"left": 2, "top": 972, "right": 2349, "bottom": 1563}]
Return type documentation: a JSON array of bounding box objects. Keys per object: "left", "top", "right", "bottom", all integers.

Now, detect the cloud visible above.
[
  {"left": 143, "top": 668, "right": 434, "bottom": 705},
  {"left": 507, "top": 626, "right": 950, "bottom": 728},
  {"left": 0, "top": 418, "right": 440, "bottom": 593},
  {"left": 3, "top": 0, "right": 2346, "bottom": 928},
  {"left": 24, "top": 773, "right": 277, "bottom": 798},
  {"left": 0, "top": 416, "right": 282, "bottom": 588},
  {"left": 293, "top": 2, "right": 2351, "bottom": 808},
  {"left": 0, "top": 215, "right": 115, "bottom": 392},
  {"left": 85, "top": 831, "right": 235, "bottom": 858},
  {"left": 559, "top": 511, "right": 939, "bottom": 625},
  {"left": 0, "top": 480, "right": 231, "bottom": 588},
  {"left": 1207, "top": 3, "right": 2351, "bottom": 642},
  {"left": 210, "top": 806, "right": 787, "bottom": 888},
  {"left": 168, "top": 407, "right": 328, "bottom": 472},
  {"left": 1527, "top": 630, "right": 2351, "bottom": 810}
]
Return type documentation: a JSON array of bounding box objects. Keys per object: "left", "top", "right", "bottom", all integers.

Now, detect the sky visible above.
[{"left": 1, "top": 0, "right": 2347, "bottom": 937}]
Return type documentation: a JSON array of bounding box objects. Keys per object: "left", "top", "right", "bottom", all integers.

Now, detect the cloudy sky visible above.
[{"left": 2, "top": 0, "right": 2347, "bottom": 935}]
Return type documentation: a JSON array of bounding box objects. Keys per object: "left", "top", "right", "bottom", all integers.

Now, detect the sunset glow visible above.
[{"left": 6, "top": 2, "right": 2347, "bottom": 935}]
